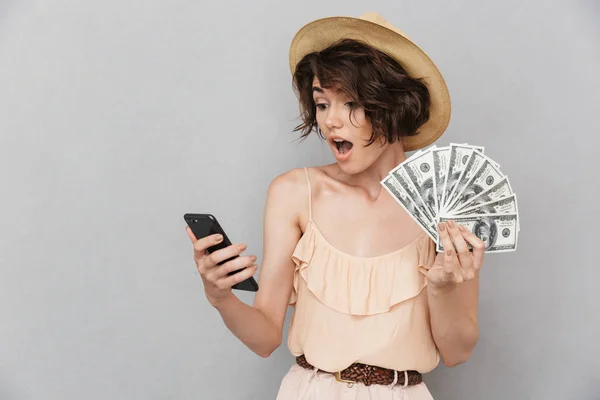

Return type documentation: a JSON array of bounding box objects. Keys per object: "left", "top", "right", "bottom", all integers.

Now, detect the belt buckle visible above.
[{"left": 334, "top": 371, "right": 356, "bottom": 387}]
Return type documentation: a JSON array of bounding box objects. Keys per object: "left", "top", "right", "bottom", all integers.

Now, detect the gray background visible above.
[{"left": 1, "top": 0, "right": 599, "bottom": 399}]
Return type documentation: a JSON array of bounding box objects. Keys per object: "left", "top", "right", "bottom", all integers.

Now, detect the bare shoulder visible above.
[
  {"left": 265, "top": 168, "right": 310, "bottom": 224},
  {"left": 268, "top": 167, "right": 308, "bottom": 191},
  {"left": 306, "top": 163, "right": 350, "bottom": 195}
]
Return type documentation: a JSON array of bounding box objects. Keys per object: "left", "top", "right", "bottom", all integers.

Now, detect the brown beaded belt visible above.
[{"left": 296, "top": 355, "right": 422, "bottom": 387}]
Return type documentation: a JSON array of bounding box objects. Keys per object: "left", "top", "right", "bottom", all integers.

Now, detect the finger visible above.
[
  {"left": 427, "top": 266, "right": 453, "bottom": 286},
  {"left": 459, "top": 225, "right": 485, "bottom": 269},
  {"left": 206, "top": 243, "right": 247, "bottom": 267},
  {"left": 185, "top": 226, "right": 197, "bottom": 243},
  {"left": 213, "top": 255, "right": 257, "bottom": 279},
  {"left": 463, "top": 266, "right": 476, "bottom": 281},
  {"left": 193, "top": 233, "right": 224, "bottom": 260},
  {"left": 446, "top": 220, "right": 473, "bottom": 270},
  {"left": 217, "top": 264, "right": 259, "bottom": 290},
  {"left": 443, "top": 249, "right": 456, "bottom": 278},
  {"left": 437, "top": 223, "right": 457, "bottom": 276}
]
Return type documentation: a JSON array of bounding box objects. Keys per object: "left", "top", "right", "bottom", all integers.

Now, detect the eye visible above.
[
  {"left": 316, "top": 103, "right": 328, "bottom": 111},
  {"left": 345, "top": 101, "right": 357, "bottom": 108}
]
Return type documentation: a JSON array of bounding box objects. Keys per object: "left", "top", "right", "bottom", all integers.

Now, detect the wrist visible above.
[{"left": 208, "top": 292, "right": 236, "bottom": 310}]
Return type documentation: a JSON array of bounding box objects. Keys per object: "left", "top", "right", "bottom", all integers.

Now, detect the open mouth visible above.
[{"left": 333, "top": 138, "right": 354, "bottom": 155}]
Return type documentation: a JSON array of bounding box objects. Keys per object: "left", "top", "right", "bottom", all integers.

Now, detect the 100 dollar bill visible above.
[
  {"left": 432, "top": 146, "right": 450, "bottom": 216},
  {"left": 454, "top": 176, "right": 514, "bottom": 213},
  {"left": 446, "top": 156, "right": 506, "bottom": 213},
  {"left": 437, "top": 214, "right": 518, "bottom": 253},
  {"left": 381, "top": 175, "right": 438, "bottom": 242},
  {"left": 441, "top": 144, "right": 484, "bottom": 213},
  {"left": 445, "top": 151, "right": 489, "bottom": 212},
  {"left": 402, "top": 147, "right": 438, "bottom": 221},
  {"left": 390, "top": 164, "right": 437, "bottom": 222},
  {"left": 456, "top": 194, "right": 518, "bottom": 217}
]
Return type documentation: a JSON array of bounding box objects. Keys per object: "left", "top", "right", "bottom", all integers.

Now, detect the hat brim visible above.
[{"left": 289, "top": 16, "right": 451, "bottom": 151}]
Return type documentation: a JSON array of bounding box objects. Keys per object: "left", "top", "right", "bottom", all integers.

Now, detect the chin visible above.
[{"left": 335, "top": 158, "right": 369, "bottom": 176}]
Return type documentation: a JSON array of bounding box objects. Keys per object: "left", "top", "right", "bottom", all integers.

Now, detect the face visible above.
[
  {"left": 312, "top": 77, "right": 388, "bottom": 174},
  {"left": 476, "top": 225, "right": 491, "bottom": 244}
]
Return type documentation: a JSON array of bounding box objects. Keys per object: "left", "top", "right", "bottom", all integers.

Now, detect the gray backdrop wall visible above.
[{"left": 1, "top": 0, "right": 599, "bottom": 399}]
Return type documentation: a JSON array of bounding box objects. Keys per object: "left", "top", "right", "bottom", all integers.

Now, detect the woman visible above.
[{"left": 186, "top": 13, "right": 484, "bottom": 399}]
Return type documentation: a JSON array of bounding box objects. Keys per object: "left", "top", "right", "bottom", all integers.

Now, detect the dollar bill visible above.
[
  {"left": 410, "top": 149, "right": 424, "bottom": 158},
  {"left": 443, "top": 151, "right": 489, "bottom": 214},
  {"left": 390, "top": 162, "right": 436, "bottom": 222},
  {"left": 447, "top": 159, "right": 506, "bottom": 213},
  {"left": 381, "top": 175, "right": 438, "bottom": 242},
  {"left": 458, "top": 142, "right": 485, "bottom": 155},
  {"left": 437, "top": 214, "right": 518, "bottom": 253},
  {"left": 440, "top": 144, "right": 484, "bottom": 213},
  {"left": 456, "top": 194, "right": 520, "bottom": 232},
  {"left": 470, "top": 144, "right": 500, "bottom": 169},
  {"left": 456, "top": 194, "right": 518, "bottom": 216},
  {"left": 385, "top": 142, "right": 519, "bottom": 253},
  {"left": 432, "top": 146, "right": 450, "bottom": 218},
  {"left": 401, "top": 146, "right": 437, "bottom": 221},
  {"left": 453, "top": 176, "right": 514, "bottom": 213}
]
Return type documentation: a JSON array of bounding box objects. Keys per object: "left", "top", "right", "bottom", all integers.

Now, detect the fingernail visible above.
[
  {"left": 446, "top": 249, "right": 452, "bottom": 256},
  {"left": 458, "top": 225, "right": 466, "bottom": 232},
  {"left": 215, "top": 234, "right": 223, "bottom": 242},
  {"left": 250, "top": 256, "right": 257, "bottom": 262},
  {"left": 238, "top": 244, "right": 247, "bottom": 251},
  {"left": 439, "top": 223, "right": 446, "bottom": 231}
]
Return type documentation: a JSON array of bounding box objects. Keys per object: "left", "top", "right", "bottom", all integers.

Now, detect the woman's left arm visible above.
[{"left": 426, "top": 220, "right": 485, "bottom": 367}]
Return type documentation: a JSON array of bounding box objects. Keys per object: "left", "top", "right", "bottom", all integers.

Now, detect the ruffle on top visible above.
[{"left": 289, "top": 220, "right": 436, "bottom": 316}]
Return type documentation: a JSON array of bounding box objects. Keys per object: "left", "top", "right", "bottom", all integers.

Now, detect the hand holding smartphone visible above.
[{"left": 184, "top": 213, "right": 259, "bottom": 293}]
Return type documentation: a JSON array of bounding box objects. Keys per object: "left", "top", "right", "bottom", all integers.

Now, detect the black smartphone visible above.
[{"left": 183, "top": 213, "right": 259, "bottom": 292}]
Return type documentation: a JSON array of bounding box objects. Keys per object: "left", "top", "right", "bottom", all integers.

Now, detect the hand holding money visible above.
[
  {"left": 381, "top": 143, "right": 520, "bottom": 253},
  {"left": 425, "top": 220, "right": 485, "bottom": 289}
]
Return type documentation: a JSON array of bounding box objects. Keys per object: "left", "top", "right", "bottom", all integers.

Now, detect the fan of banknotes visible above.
[{"left": 381, "top": 143, "right": 519, "bottom": 253}]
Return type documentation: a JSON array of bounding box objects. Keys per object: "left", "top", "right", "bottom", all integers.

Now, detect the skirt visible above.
[{"left": 276, "top": 364, "right": 435, "bottom": 400}]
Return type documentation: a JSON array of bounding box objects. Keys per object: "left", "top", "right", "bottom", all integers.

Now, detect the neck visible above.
[{"left": 346, "top": 141, "right": 409, "bottom": 200}]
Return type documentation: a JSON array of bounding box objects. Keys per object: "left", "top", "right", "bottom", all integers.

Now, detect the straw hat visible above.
[{"left": 289, "top": 12, "right": 451, "bottom": 151}]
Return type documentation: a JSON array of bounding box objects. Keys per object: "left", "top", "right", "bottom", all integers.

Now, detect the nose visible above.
[{"left": 325, "top": 104, "right": 344, "bottom": 130}]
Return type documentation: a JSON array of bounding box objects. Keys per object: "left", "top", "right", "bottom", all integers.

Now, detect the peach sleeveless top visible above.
[{"left": 286, "top": 168, "right": 440, "bottom": 374}]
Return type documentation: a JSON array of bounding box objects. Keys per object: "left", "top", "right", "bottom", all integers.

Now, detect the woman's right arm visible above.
[{"left": 186, "top": 169, "right": 305, "bottom": 358}]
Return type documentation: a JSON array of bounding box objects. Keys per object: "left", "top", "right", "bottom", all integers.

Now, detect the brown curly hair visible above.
[{"left": 292, "top": 38, "right": 431, "bottom": 146}]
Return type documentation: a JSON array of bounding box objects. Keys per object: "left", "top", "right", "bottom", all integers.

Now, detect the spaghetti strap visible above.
[{"left": 303, "top": 167, "right": 312, "bottom": 220}]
